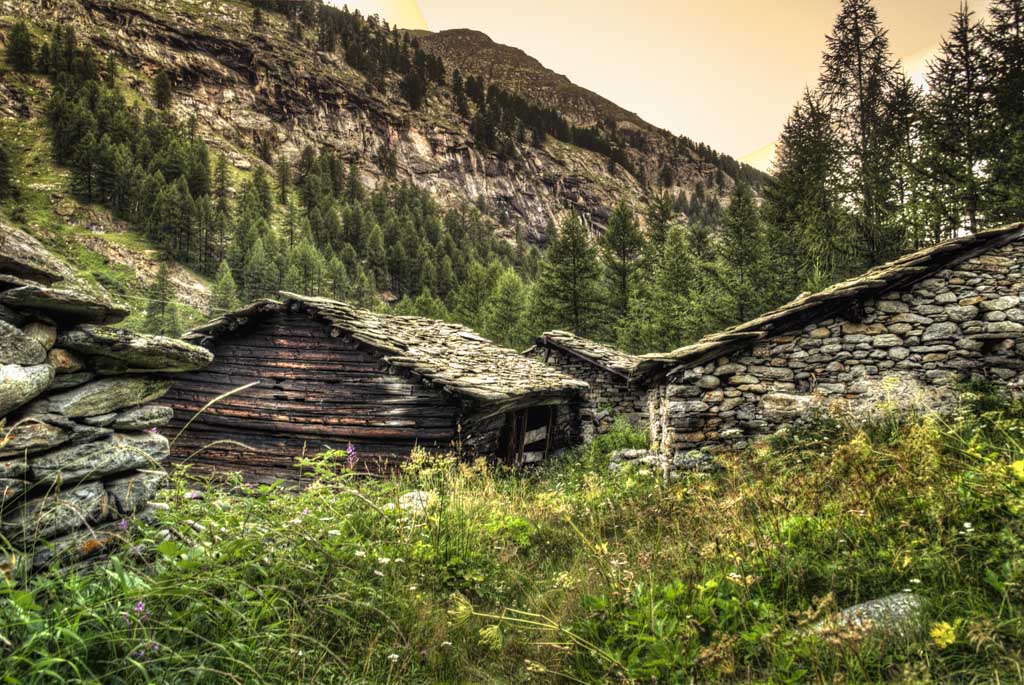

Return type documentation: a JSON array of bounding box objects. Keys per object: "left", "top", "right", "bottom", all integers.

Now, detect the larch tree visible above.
[
  {"left": 984, "top": 0, "right": 1024, "bottom": 221},
  {"left": 210, "top": 259, "right": 241, "bottom": 313},
  {"left": 535, "top": 214, "right": 601, "bottom": 336},
  {"left": 599, "top": 202, "right": 646, "bottom": 326}
]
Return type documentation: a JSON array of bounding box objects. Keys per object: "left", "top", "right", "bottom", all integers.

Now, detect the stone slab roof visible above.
[
  {"left": 184, "top": 293, "right": 589, "bottom": 407},
  {"left": 635, "top": 222, "right": 1024, "bottom": 379},
  {"left": 532, "top": 330, "right": 640, "bottom": 379}
]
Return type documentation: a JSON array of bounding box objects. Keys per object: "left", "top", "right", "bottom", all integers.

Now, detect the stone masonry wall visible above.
[
  {"left": 651, "top": 239, "right": 1024, "bottom": 462},
  {"left": 527, "top": 346, "right": 646, "bottom": 435},
  {"left": 1, "top": 224, "right": 212, "bottom": 576}
]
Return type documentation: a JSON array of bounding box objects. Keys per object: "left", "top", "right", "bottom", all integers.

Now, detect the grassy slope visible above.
[{"left": 1, "top": 391, "right": 1022, "bottom": 683}]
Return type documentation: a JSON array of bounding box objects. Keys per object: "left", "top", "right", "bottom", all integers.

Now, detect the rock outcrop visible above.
[{"left": 0, "top": 231, "right": 212, "bottom": 576}]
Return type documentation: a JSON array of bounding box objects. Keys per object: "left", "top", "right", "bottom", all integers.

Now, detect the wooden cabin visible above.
[
  {"left": 161, "top": 294, "right": 588, "bottom": 483},
  {"left": 525, "top": 331, "right": 646, "bottom": 435}
]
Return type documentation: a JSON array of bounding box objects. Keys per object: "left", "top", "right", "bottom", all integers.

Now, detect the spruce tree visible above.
[
  {"left": 713, "top": 183, "right": 765, "bottom": 325},
  {"left": 481, "top": 267, "right": 528, "bottom": 349},
  {"left": 984, "top": 0, "right": 1024, "bottom": 221},
  {"left": 599, "top": 202, "right": 645, "bottom": 326},
  {"left": 819, "top": 0, "right": 904, "bottom": 267},
  {"left": 535, "top": 214, "right": 600, "bottom": 336},
  {"left": 921, "top": 5, "right": 991, "bottom": 234},
  {"left": 7, "top": 20, "right": 33, "bottom": 72},
  {"left": 210, "top": 259, "right": 240, "bottom": 313},
  {"left": 153, "top": 71, "right": 173, "bottom": 110},
  {"left": 275, "top": 158, "right": 291, "bottom": 205},
  {"left": 143, "top": 262, "right": 180, "bottom": 336},
  {"left": 643, "top": 192, "right": 676, "bottom": 255}
]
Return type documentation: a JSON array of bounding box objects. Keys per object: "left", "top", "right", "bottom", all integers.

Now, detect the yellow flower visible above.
[
  {"left": 1011, "top": 460, "right": 1024, "bottom": 481},
  {"left": 930, "top": 621, "right": 956, "bottom": 649}
]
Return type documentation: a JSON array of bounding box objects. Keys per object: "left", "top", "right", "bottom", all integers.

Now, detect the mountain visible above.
[{"left": 3, "top": 0, "right": 763, "bottom": 243}]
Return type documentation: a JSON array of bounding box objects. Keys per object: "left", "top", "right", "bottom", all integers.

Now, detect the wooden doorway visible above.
[{"left": 499, "top": 406, "right": 555, "bottom": 465}]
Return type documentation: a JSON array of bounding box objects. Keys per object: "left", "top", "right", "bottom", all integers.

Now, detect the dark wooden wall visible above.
[{"left": 161, "top": 312, "right": 464, "bottom": 483}]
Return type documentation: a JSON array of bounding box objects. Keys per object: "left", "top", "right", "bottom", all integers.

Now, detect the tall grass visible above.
[{"left": 1, "top": 395, "right": 1022, "bottom": 683}]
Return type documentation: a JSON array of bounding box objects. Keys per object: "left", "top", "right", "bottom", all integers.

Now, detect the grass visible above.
[{"left": 1, "top": 393, "right": 1023, "bottom": 683}]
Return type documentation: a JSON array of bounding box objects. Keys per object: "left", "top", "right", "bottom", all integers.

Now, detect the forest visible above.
[{"left": 2, "top": 0, "right": 1023, "bottom": 355}]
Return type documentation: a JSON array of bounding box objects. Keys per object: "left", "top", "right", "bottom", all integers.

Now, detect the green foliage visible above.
[
  {"left": 142, "top": 261, "right": 182, "bottom": 337},
  {"left": 3, "top": 392, "right": 1022, "bottom": 683},
  {"left": 209, "top": 259, "right": 240, "bottom": 314},
  {"left": 533, "top": 214, "right": 601, "bottom": 337},
  {"left": 153, "top": 71, "right": 173, "bottom": 110},
  {"left": 6, "top": 20, "right": 34, "bottom": 72}
]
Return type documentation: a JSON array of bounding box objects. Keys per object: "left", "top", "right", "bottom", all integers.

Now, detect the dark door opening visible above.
[{"left": 498, "top": 406, "right": 555, "bottom": 465}]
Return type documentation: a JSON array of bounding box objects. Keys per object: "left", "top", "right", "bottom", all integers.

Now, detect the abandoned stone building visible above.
[
  {"left": 163, "top": 294, "right": 588, "bottom": 483},
  {"left": 526, "top": 330, "right": 645, "bottom": 435},
  {"left": 633, "top": 222, "right": 1024, "bottom": 468}
]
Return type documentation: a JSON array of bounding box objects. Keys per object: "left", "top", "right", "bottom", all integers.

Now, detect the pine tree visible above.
[
  {"left": 7, "top": 20, "right": 34, "bottom": 72},
  {"left": 984, "top": 0, "right": 1024, "bottom": 221},
  {"left": 712, "top": 183, "right": 765, "bottom": 325},
  {"left": 153, "top": 71, "right": 173, "bottom": 110},
  {"left": 0, "top": 139, "right": 14, "bottom": 199},
  {"left": 275, "top": 158, "right": 291, "bottom": 205},
  {"left": 819, "top": 0, "right": 904, "bottom": 267},
  {"left": 242, "top": 238, "right": 279, "bottom": 301},
  {"left": 210, "top": 259, "right": 240, "bottom": 313},
  {"left": 649, "top": 225, "right": 698, "bottom": 348},
  {"left": 921, "top": 5, "right": 991, "bottom": 234},
  {"left": 143, "top": 261, "right": 181, "bottom": 336},
  {"left": 535, "top": 214, "right": 600, "bottom": 336},
  {"left": 252, "top": 166, "right": 273, "bottom": 219},
  {"left": 643, "top": 192, "right": 676, "bottom": 255},
  {"left": 599, "top": 202, "right": 645, "bottom": 325},
  {"left": 481, "top": 267, "right": 528, "bottom": 349}
]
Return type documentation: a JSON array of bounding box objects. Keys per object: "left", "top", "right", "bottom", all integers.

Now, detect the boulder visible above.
[
  {"left": 0, "top": 304, "right": 25, "bottom": 327},
  {"left": 30, "top": 377, "right": 171, "bottom": 418},
  {"left": 0, "top": 420, "right": 70, "bottom": 457},
  {"left": 29, "top": 432, "right": 169, "bottom": 485},
  {"left": 58, "top": 325, "right": 213, "bottom": 373},
  {"left": 105, "top": 469, "right": 168, "bottom": 515},
  {"left": 0, "top": 363, "right": 55, "bottom": 417},
  {"left": 810, "top": 592, "right": 926, "bottom": 645},
  {"left": 0, "top": 481, "right": 110, "bottom": 544},
  {"left": 0, "top": 282, "right": 128, "bottom": 326},
  {"left": 112, "top": 405, "right": 174, "bottom": 430},
  {"left": 0, "top": 320, "right": 47, "bottom": 365}
]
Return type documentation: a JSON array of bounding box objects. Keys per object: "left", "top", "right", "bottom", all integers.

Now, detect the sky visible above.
[{"left": 332, "top": 1, "right": 969, "bottom": 171}]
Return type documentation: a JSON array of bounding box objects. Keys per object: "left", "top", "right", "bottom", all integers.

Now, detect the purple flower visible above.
[
  {"left": 134, "top": 601, "right": 146, "bottom": 613},
  {"left": 147, "top": 427, "right": 159, "bottom": 434},
  {"left": 346, "top": 443, "right": 358, "bottom": 470},
  {"left": 119, "top": 518, "right": 129, "bottom": 531},
  {"left": 186, "top": 489, "right": 202, "bottom": 500}
]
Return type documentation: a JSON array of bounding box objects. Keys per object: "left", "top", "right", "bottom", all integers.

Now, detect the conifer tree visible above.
[
  {"left": 275, "top": 158, "right": 291, "bottom": 205},
  {"left": 712, "top": 183, "right": 765, "bottom": 325},
  {"left": 143, "top": 262, "right": 181, "bottom": 336},
  {"left": 481, "top": 267, "right": 528, "bottom": 349},
  {"left": 210, "top": 259, "right": 240, "bottom": 313},
  {"left": 984, "top": 0, "right": 1024, "bottom": 221},
  {"left": 242, "top": 238, "right": 279, "bottom": 301},
  {"left": 535, "top": 214, "right": 600, "bottom": 336},
  {"left": 643, "top": 192, "right": 676, "bottom": 254},
  {"left": 921, "top": 5, "right": 991, "bottom": 234},
  {"left": 153, "top": 71, "right": 173, "bottom": 110},
  {"left": 599, "top": 202, "right": 645, "bottom": 325},
  {"left": 7, "top": 20, "right": 34, "bottom": 72}
]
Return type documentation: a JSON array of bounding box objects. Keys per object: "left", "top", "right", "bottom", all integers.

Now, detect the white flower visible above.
[
  {"left": 374, "top": 569, "right": 385, "bottom": 577},
  {"left": 378, "top": 557, "right": 391, "bottom": 565},
  {"left": 327, "top": 530, "right": 340, "bottom": 536},
  {"left": 387, "top": 653, "right": 400, "bottom": 662},
  {"left": 909, "top": 578, "right": 921, "bottom": 584}
]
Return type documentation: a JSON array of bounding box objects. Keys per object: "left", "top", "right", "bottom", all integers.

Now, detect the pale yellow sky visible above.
[{"left": 333, "top": 1, "right": 968, "bottom": 167}]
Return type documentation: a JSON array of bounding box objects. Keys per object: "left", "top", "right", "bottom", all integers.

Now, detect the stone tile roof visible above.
[
  {"left": 532, "top": 330, "right": 640, "bottom": 379},
  {"left": 635, "top": 222, "right": 1024, "bottom": 379},
  {"left": 185, "top": 293, "right": 589, "bottom": 407}
]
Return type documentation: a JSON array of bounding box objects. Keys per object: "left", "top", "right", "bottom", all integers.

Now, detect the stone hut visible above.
[
  {"left": 1, "top": 224, "right": 212, "bottom": 574},
  {"left": 163, "top": 294, "right": 588, "bottom": 483},
  {"left": 634, "top": 223, "right": 1024, "bottom": 467},
  {"left": 525, "top": 330, "right": 646, "bottom": 435}
]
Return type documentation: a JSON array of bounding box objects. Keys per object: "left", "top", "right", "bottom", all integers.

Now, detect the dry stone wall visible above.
[
  {"left": 0, "top": 224, "right": 212, "bottom": 576},
  {"left": 526, "top": 345, "right": 646, "bottom": 435},
  {"left": 650, "top": 239, "right": 1024, "bottom": 468}
]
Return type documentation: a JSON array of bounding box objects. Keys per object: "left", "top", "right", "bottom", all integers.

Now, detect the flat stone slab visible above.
[
  {"left": 29, "top": 432, "right": 169, "bottom": 484},
  {"left": 0, "top": 320, "right": 47, "bottom": 365},
  {"left": 0, "top": 419, "right": 70, "bottom": 457},
  {"left": 0, "top": 363, "right": 55, "bottom": 418},
  {"left": 106, "top": 469, "right": 168, "bottom": 515},
  {"left": 112, "top": 405, "right": 174, "bottom": 431},
  {"left": 48, "top": 371, "right": 93, "bottom": 391},
  {"left": 30, "top": 377, "right": 171, "bottom": 418},
  {"left": 0, "top": 283, "right": 128, "bottom": 326},
  {"left": 0, "top": 223, "right": 73, "bottom": 285},
  {"left": 58, "top": 325, "right": 213, "bottom": 373},
  {"left": 1, "top": 481, "right": 110, "bottom": 545}
]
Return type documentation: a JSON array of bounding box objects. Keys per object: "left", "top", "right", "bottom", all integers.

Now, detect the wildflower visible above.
[
  {"left": 118, "top": 518, "right": 129, "bottom": 531},
  {"left": 327, "top": 529, "right": 340, "bottom": 536},
  {"left": 346, "top": 443, "right": 358, "bottom": 470},
  {"left": 909, "top": 578, "right": 921, "bottom": 585},
  {"left": 134, "top": 601, "right": 146, "bottom": 613},
  {"left": 930, "top": 621, "right": 956, "bottom": 648},
  {"left": 374, "top": 569, "right": 384, "bottom": 577},
  {"left": 354, "top": 550, "right": 366, "bottom": 558},
  {"left": 1012, "top": 460, "right": 1024, "bottom": 481},
  {"left": 147, "top": 427, "right": 159, "bottom": 434},
  {"left": 378, "top": 557, "right": 391, "bottom": 565},
  {"left": 387, "top": 653, "right": 400, "bottom": 663},
  {"left": 186, "top": 490, "right": 202, "bottom": 500}
]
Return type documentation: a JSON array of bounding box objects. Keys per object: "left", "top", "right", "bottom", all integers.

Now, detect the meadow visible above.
[{"left": 1, "top": 390, "right": 1023, "bottom": 684}]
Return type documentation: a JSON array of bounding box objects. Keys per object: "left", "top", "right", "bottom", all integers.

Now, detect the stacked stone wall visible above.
[
  {"left": 527, "top": 346, "right": 646, "bottom": 434},
  {"left": 0, "top": 225, "right": 211, "bottom": 575},
  {"left": 652, "top": 240, "right": 1024, "bottom": 464}
]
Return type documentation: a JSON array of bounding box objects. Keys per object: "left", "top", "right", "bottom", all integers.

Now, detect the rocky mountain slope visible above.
[{"left": 2, "top": 0, "right": 762, "bottom": 242}]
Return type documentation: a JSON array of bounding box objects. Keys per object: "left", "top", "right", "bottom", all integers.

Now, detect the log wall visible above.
[{"left": 161, "top": 312, "right": 465, "bottom": 483}]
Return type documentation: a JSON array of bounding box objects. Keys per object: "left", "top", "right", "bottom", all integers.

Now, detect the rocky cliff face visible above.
[{"left": 5, "top": 0, "right": 752, "bottom": 242}]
